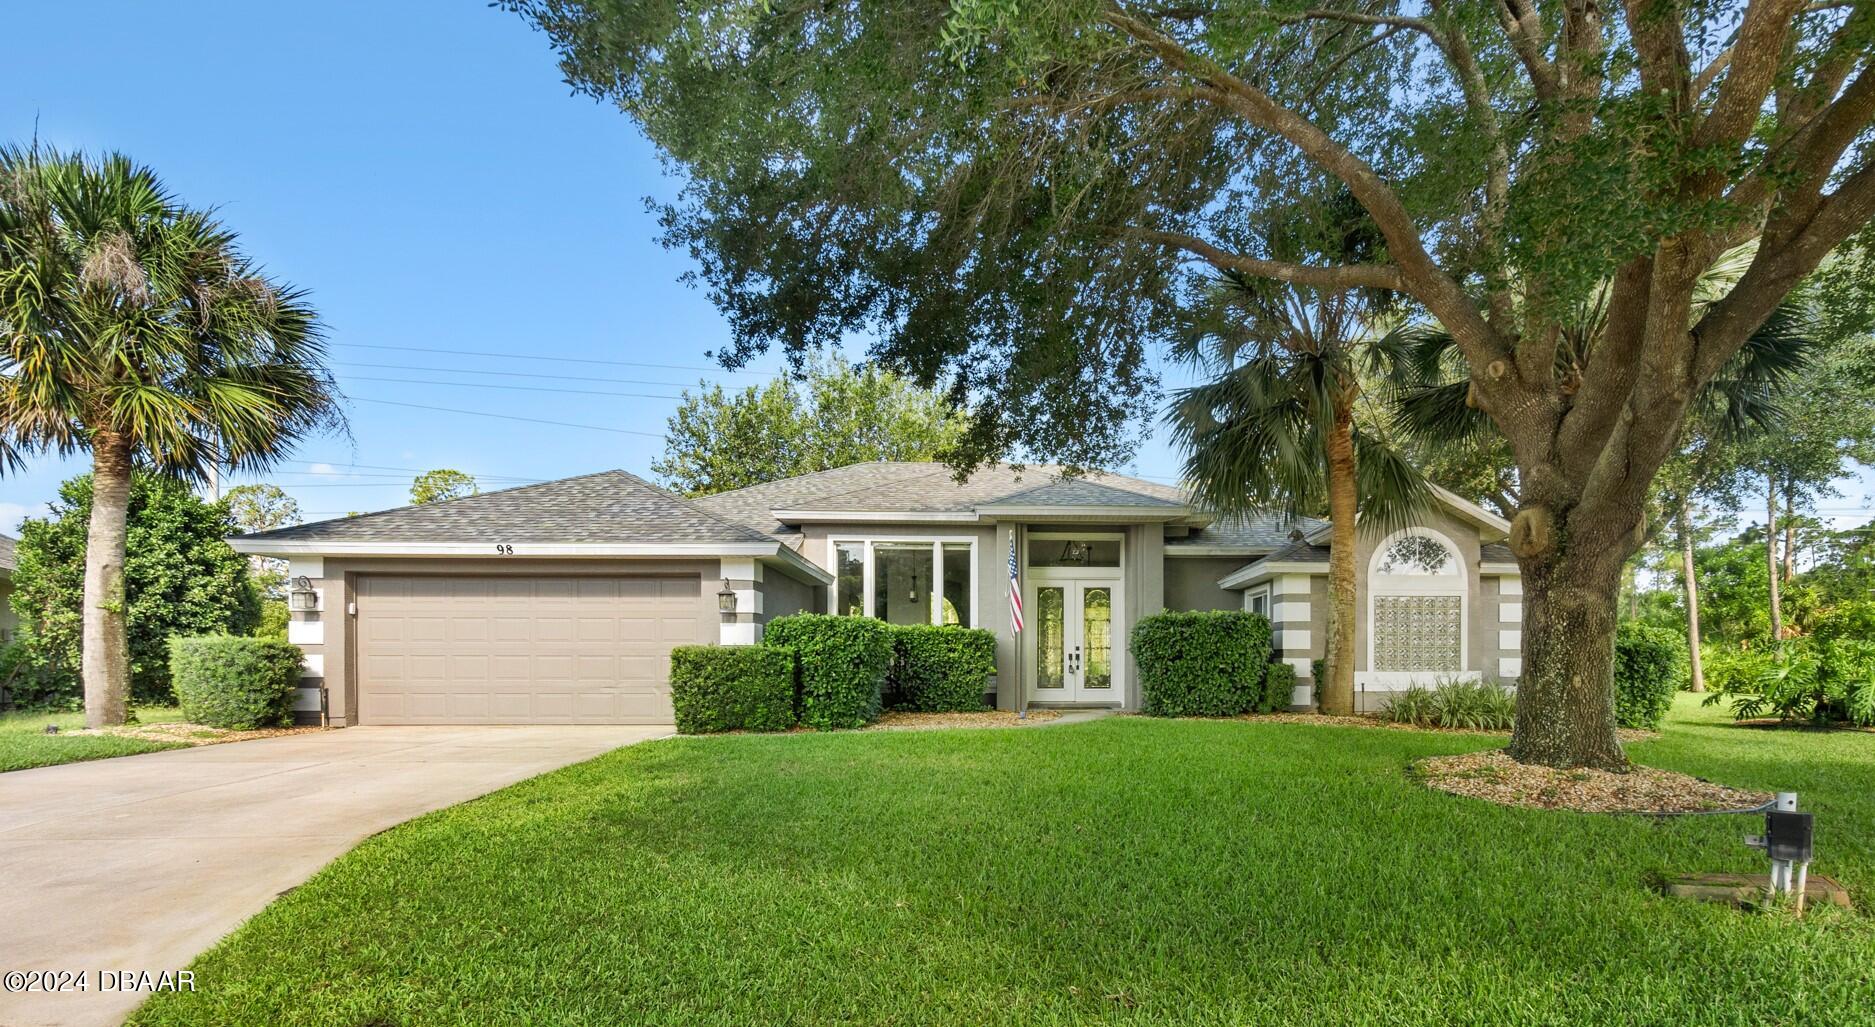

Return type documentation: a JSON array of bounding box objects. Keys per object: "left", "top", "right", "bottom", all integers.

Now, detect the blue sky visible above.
[{"left": 1, "top": 1, "right": 1869, "bottom": 536}]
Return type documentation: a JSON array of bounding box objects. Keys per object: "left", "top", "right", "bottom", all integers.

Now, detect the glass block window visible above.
[{"left": 1373, "top": 595, "right": 1462, "bottom": 672}]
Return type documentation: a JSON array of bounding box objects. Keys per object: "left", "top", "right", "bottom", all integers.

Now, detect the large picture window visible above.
[{"left": 829, "top": 538, "right": 976, "bottom": 627}]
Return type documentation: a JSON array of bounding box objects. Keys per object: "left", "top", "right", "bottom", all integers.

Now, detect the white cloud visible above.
[{"left": 307, "top": 462, "right": 340, "bottom": 477}]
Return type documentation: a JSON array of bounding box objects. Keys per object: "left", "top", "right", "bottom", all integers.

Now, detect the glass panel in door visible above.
[
  {"left": 1081, "top": 586, "right": 1112, "bottom": 690},
  {"left": 1036, "top": 586, "right": 1066, "bottom": 690}
]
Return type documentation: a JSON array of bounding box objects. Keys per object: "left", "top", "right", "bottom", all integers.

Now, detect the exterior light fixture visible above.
[
  {"left": 717, "top": 579, "right": 739, "bottom": 614},
  {"left": 288, "top": 575, "right": 319, "bottom": 612}
]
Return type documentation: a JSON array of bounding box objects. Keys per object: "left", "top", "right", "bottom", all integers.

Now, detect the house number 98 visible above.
[{"left": 494, "top": 544, "right": 514, "bottom": 555}]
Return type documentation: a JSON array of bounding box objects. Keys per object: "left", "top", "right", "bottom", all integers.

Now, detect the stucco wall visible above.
[
  {"left": 757, "top": 567, "right": 819, "bottom": 623},
  {"left": 1351, "top": 506, "right": 1487, "bottom": 677},
  {"left": 0, "top": 577, "right": 15, "bottom": 643},
  {"left": 1164, "top": 557, "right": 1249, "bottom": 612}
]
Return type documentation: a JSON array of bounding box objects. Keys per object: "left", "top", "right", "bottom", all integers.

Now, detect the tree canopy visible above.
[
  {"left": 652, "top": 355, "right": 965, "bottom": 495},
  {"left": 410, "top": 469, "right": 479, "bottom": 505},
  {"left": 6, "top": 473, "right": 257, "bottom": 709}
]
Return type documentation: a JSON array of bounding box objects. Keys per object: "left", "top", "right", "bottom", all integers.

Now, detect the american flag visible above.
[{"left": 1008, "top": 537, "right": 1024, "bottom": 633}]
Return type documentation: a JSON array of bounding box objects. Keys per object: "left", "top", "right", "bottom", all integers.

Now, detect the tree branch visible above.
[
  {"left": 1691, "top": 0, "right": 1808, "bottom": 153},
  {"left": 1494, "top": 0, "right": 1560, "bottom": 101},
  {"left": 1107, "top": 4, "right": 1506, "bottom": 371},
  {"left": 1127, "top": 227, "right": 1405, "bottom": 291}
]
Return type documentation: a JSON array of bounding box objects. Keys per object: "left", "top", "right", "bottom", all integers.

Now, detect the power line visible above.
[
  {"left": 349, "top": 397, "right": 666, "bottom": 438},
  {"left": 334, "top": 341, "right": 774, "bottom": 376},
  {"left": 336, "top": 361, "right": 705, "bottom": 389},
  {"left": 340, "top": 374, "right": 683, "bottom": 401}
]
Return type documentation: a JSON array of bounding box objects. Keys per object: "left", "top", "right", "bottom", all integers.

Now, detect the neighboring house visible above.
[
  {"left": 0, "top": 533, "right": 17, "bottom": 644},
  {"left": 229, "top": 463, "right": 1519, "bottom": 726}
]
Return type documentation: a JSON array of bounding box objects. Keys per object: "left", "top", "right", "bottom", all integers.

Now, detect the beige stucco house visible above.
[{"left": 230, "top": 462, "right": 1520, "bottom": 725}]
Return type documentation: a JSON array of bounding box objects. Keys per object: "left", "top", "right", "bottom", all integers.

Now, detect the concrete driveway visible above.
[{"left": 0, "top": 724, "right": 669, "bottom": 1027}]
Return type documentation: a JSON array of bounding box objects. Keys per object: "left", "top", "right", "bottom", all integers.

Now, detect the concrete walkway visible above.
[{"left": 0, "top": 725, "right": 668, "bottom": 1027}]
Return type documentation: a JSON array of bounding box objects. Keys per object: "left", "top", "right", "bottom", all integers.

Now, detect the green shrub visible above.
[
  {"left": 1703, "top": 643, "right": 1776, "bottom": 694},
  {"left": 764, "top": 614, "right": 890, "bottom": 729},
  {"left": 1133, "top": 611, "right": 1272, "bottom": 717},
  {"left": 255, "top": 600, "right": 290, "bottom": 640},
  {"left": 168, "top": 635, "right": 302, "bottom": 730},
  {"left": 1380, "top": 678, "right": 1515, "bottom": 730},
  {"left": 669, "top": 645, "right": 795, "bottom": 734},
  {"left": 1259, "top": 661, "right": 1296, "bottom": 714},
  {"left": 1707, "top": 637, "right": 1875, "bottom": 727},
  {"left": 1379, "top": 685, "right": 1438, "bottom": 726},
  {"left": 1613, "top": 623, "right": 1688, "bottom": 730},
  {"left": 888, "top": 624, "right": 997, "bottom": 712}
]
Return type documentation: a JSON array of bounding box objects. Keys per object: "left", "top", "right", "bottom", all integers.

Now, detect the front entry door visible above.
[{"left": 1028, "top": 579, "right": 1121, "bottom": 703}]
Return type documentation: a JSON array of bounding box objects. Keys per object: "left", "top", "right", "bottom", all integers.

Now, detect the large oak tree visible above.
[{"left": 507, "top": 0, "right": 1875, "bottom": 768}]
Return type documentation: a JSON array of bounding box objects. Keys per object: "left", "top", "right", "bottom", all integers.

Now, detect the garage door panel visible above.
[{"left": 357, "top": 574, "right": 696, "bottom": 725}]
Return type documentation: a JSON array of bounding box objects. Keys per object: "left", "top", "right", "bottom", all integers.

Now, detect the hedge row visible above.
[
  {"left": 673, "top": 615, "right": 999, "bottom": 734},
  {"left": 1134, "top": 610, "right": 1274, "bottom": 717}
]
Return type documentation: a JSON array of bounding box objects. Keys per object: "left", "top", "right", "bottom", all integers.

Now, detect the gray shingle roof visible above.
[
  {"left": 987, "top": 478, "right": 1186, "bottom": 508},
  {"left": 702, "top": 462, "right": 1189, "bottom": 515},
  {"left": 234, "top": 471, "right": 775, "bottom": 546},
  {"left": 1480, "top": 542, "right": 1515, "bottom": 564},
  {"left": 1169, "top": 514, "right": 1327, "bottom": 551}
]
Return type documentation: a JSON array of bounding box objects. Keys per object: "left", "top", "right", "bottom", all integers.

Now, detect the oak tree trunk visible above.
[
  {"left": 1765, "top": 475, "right": 1783, "bottom": 641},
  {"left": 1320, "top": 394, "right": 1360, "bottom": 717},
  {"left": 1679, "top": 509, "right": 1705, "bottom": 693},
  {"left": 1507, "top": 550, "right": 1628, "bottom": 770},
  {"left": 83, "top": 433, "right": 134, "bottom": 728}
]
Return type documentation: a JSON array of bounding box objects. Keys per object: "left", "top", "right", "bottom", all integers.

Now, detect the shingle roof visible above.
[
  {"left": 987, "top": 478, "right": 1186, "bottom": 508},
  {"left": 1480, "top": 542, "right": 1515, "bottom": 564},
  {"left": 775, "top": 463, "right": 1190, "bottom": 514},
  {"left": 0, "top": 534, "right": 15, "bottom": 573},
  {"left": 234, "top": 471, "right": 775, "bottom": 546},
  {"left": 1169, "top": 514, "right": 1326, "bottom": 551}
]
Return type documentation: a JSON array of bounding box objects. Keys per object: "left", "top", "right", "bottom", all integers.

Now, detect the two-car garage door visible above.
[{"left": 355, "top": 575, "right": 706, "bottom": 725}]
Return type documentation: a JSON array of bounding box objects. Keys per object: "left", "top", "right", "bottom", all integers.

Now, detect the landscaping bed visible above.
[
  {"left": 1415, "top": 749, "right": 1772, "bottom": 814},
  {"left": 867, "top": 709, "right": 1061, "bottom": 731},
  {"left": 0, "top": 706, "right": 322, "bottom": 773},
  {"left": 1244, "top": 710, "right": 1659, "bottom": 741}
]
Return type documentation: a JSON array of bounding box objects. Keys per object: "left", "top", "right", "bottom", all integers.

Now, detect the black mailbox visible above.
[{"left": 1765, "top": 810, "right": 1814, "bottom": 863}]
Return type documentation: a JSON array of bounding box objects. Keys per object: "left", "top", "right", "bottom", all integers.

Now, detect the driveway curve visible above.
[{"left": 0, "top": 725, "right": 668, "bottom": 1027}]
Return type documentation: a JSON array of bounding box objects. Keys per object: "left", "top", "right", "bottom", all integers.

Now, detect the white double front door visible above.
[{"left": 1026, "top": 574, "right": 1123, "bottom": 704}]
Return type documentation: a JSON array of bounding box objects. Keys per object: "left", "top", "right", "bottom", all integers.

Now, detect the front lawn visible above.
[
  {"left": 134, "top": 696, "right": 1875, "bottom": 1025},
  {"left": 0, "top": 706, "right": 188, "bottom": 772}
]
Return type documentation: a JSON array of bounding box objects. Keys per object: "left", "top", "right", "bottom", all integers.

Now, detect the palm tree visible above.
[
  {"left": 0, "top": 147, "right": 342, "bottom": 726},
  {"left": 1169, "top": 269, "right": 1430, "bottom": 717}
]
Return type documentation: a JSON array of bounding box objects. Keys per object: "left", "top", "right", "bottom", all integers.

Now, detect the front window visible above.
[{"left": 829, "top": 539, "right": 976, "bottom": 626}]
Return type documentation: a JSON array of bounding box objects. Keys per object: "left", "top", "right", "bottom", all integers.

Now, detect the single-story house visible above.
[{"left": 229, "top": 462, "right": 1522, "bottom": 725}]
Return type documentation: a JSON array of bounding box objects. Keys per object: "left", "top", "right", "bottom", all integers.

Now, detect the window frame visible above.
[
  {"left": 826, "top": 534, "right": 979, "bottom": 627},
  {"left": 1363, "top": 527, "right": 1470, "bottom": 684},
  {"left": 1244, "top": 586, "right": 1271, "bottom": 619}
]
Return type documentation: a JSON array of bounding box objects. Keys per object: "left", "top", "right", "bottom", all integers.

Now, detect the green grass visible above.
[
  {"left": 133, "top": 696, "right": 1874, "bottom": 1026},
  {"left": 0, "top": 706, "right": 188, "bottom": 772}
]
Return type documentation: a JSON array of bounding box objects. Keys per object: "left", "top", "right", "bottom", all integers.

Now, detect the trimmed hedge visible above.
[
  {"left": 1260, "top": 661, "right": 1297, "bottom": 714},
  {"left": 764, "top": 614, "right": 891, "bottom": 729},
  {"left": 1134, "top": 610, "right": 1273, "bottom": 717},
  {"left": 670, "top": 645, "right": 796, "bottom": 734},
  {"left": 888, "top": 624, "right": 997, "bottom": 712},
  {"left": 1613, "top": 622, "right": 1689, "bottom": 730},
  {"left": 168, "top": 635, "right": 302, "bottom": 730}
]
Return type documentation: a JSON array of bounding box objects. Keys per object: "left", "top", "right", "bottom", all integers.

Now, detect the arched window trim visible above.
[{"left": 1364, "top": 526, "right": 1472, "bottom": 685}]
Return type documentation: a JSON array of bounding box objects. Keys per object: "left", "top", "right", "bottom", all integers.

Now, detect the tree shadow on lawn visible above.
[{"left": 132, "top": 716, "right": 1875, "bottom": 1027}]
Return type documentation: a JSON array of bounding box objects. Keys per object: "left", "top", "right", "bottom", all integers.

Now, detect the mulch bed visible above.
[
  {"left": 1245, "top": 711, "right": 1658, "bottom": 742},
  {"left": 867, "top": 710, "right": 1063, "bottom": 731},
  {"left": 1414, "top": 749, "right": 1771, "bottom": 814},
  {"left": 75, "top": 722, "right": 322, "bottom": 747}
]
